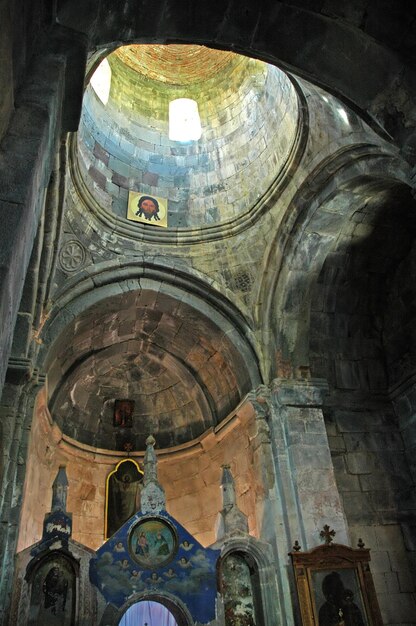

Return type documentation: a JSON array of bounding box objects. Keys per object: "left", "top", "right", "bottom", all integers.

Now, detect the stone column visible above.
[
  {"left": 247, "top": 386, "right": 295, "bottom": 626},
  {"left": 0, "top": 369, "right": 45, "bottom": 626},
  {"left": 269, "top": 378, "right": 349, "bottom": 549}
]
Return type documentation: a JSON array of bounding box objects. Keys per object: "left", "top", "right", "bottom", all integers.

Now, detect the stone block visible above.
[
  {"left": 290, "top": 445, "right": 332, "bottom": 470},
  {"left": 359, "top": 472, "right": 393, "bottom": 492},
  {"left": 335, "top": 410, "right": 386, "bottom": 432},
  {"left": 345, "top": 451, "right": 375, "bottom": 474},
  {"left": 401, "top": 420, "right": 416, "bottom": 449},
  {"left": 305, "top": 417, "right": 327, "bottom": 434},
  {"left": 398, "top": 569, "right": 416, "bottom": 593},
  {"left": 375, "top": 431, "right": 404, "bottom": 451},
  {"left": 388, "top": 550, "right": 413, "bottom": 573},
  {"left": 342, "top": 492, "right": 375, "bottom": 524},
  {"left": 372, "top": 572, "right": 387, "bottom": 594},
  {"left": 400, "top": 522, "right": 416, "bottom": 551},
  {"left": 93, "top": 141, "right": 109, "bottom": 165},
  {"left": 377, "top": 592, "right": 416, "bottom": 623},
  {"left": 368, "top": 490, "right": 397, "bottom": 514},
  {"left": 335, "top": 471, "right": 360, "bottom": 492},
  {"left": 88, "top": 165, "right": 107, "bottom": 189},
  {"left": 369, "top": 550, "right": 391, "bottom": 574},
  {"left": 328, "top": 435, "right": 346, "bottom": 451},
  {"left": 393, "top": 394, "right": 412, "bottom": 421},
  {"left": 384, "top": 571, "right": 400, "bottom": 593},
  {"left": 349, "top": 525, "right": 377, "bottom": 550},
  {"left": 112, "top": 172, "right": 129, "bottom": 189},
  {"left": 334, "top": 360, "right": 361, "bottom": 389},
  {"left": 331, "top": 454, "right": 346, "bottom": 474},
  {"left": 110, "top": 157, "right": 130, "bottom": 178},
  {"left": 375, "top": 524, "right": 406, "bottom": 551}
]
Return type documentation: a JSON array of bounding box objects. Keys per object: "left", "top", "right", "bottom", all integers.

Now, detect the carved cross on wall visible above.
[
  {"left": 320, "top": 524, "right": 336, "bottom": 545},
  {"left": 123, "top": 442, "right": 133, "bottom": 455}
]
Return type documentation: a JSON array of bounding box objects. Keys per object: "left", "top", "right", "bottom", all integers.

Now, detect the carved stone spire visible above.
[
  {"left": 42, "top": 466, "right": 72, "bottom": 543},
  {"left": 51, "top": 466, "right": 69, "bottom": 511},
  {"left": 143, "top": 435, "right": 157, "bottom": 484},
  {"left": 140, "top": 435, "right": 166, "bottom": 514},
  {"left": 221, "top": 464, "right": 237, "bottom": 509},
  {"left": 215, "top": 464, "right": 248, "bottom": 540}
]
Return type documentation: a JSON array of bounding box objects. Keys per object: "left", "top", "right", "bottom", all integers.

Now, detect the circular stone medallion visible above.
[
  {"left": 59, "top": 240, "right": 86, "bottom": 272},
  {"left": 129, "top": 517, "right": 178, "bottom": 569}
]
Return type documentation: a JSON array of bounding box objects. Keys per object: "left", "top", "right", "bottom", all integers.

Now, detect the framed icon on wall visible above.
[
  {"left": 290, "top": 539, "right": 383, "bottom": 625},
  {"left": 127, "top": 192, "right": 168, "bottom": 227},
  {"left": 113, "top": 399, "right": 134, "bottom": 428}
]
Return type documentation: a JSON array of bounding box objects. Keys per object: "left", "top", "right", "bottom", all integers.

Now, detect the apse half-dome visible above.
[
  {"left": 76, "top": 44, "right": 300, "bottom": 230},
  {"left": 45, "top": 289, "right": 260, "bottom": 451}
]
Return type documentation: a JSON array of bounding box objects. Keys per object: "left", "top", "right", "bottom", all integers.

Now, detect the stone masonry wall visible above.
[{"left": 325, "top": 402, "right": 416, "bottom": 624}]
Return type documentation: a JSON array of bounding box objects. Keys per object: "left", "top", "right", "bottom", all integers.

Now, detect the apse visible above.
[{"left": 45, "top": 288, "right": 260, "bottom": 451}]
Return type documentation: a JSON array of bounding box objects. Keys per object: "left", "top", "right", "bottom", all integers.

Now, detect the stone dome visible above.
[{"left": 76, "top": 44, "right": 300, "bottom": 230}]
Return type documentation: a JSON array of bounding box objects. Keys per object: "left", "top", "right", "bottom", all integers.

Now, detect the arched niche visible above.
[
  {"left": 25, "top": 551, "right": 78, "bottom": 626},
  {"left": 217, "top": 537, "right": 278, "bottom": 626},
  {"left": 219, "top": 551, "right": 263, "bottom": 626},
  {"left": 258, "top": 150, "right": 413, "bottom": 380},
  {"left": 105, "top": 458, "right": 144, "bottom": 539}
]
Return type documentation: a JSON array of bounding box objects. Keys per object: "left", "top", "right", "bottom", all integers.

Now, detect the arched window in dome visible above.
[
  {"left": 90, "top": 57, "right": 111, "bottom": 105},
  {"left": 169, "top": 98, "right": 202, "bottom": 142}
]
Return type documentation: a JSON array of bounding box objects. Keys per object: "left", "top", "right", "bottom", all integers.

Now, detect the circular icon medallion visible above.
[{"left": 129, "top": 517, "right": 178, "bottom": 569}]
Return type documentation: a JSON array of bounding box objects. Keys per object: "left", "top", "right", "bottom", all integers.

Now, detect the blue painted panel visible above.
[{"left": 90, "top": 511, "right": 220, "bottom": 624}]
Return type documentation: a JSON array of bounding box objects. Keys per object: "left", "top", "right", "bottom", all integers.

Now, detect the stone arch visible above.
[
  {"left": 100, "top": 591, "right": 194, "bottom": 626},
  {"left": 37, "top": 274, "right": 263, "bottom": 450},
  {"left": 38, "top": 270, "right": 261, "bottom": 384},
  {"left": 308, "top": 181, "right": 416, "bottom": 392},
  {"left": 258, "top": 146, "right": 414, "bottom": 380}
]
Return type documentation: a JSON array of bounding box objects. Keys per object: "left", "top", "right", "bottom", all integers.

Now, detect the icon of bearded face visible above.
[{"left": 136, "top": 195, "right": 160, "bottom": 221}]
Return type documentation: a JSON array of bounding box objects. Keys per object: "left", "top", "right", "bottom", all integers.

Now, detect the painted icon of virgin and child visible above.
[{"left": 318, "top": 571, "right": 366, "bottom": 626}]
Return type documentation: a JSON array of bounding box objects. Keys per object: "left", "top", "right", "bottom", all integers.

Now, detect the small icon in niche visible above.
[
  {"left": 42, "top": 565, "right": 68, "bottom": 615},
  {"left": 114, "top": 399, "right": 134, "bottom": 428}
]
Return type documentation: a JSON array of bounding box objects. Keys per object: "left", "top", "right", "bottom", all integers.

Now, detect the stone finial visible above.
[
  {"left": 140, "top": 435, "right": 166, "bottom": 514},
  {"left": 51, "top": 466, "right": 69, "bottom": 512},
  {"left": 143, "top": 435, "right": 157, "bottom": 485},
  {"left": 42, "top": 465, "right": 72, "bottom": 543},
  {"left": 215, "top": 464, "right": 248, "bottom": 540},
  {"left": 221, "top": 464, "right": 236, "bottom": 509}
]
